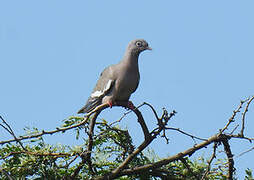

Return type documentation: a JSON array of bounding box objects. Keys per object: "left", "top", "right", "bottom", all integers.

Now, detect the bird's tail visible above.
[{"left": 77, "top": 97, "right": 101, "bottom": 114}]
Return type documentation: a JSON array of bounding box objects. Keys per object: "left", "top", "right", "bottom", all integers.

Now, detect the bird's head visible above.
[{"left": 127, "top": 39, "right": 152, "bottom": 55}]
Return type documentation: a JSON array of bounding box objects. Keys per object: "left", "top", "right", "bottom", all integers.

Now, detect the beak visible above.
[{"left": 146, "top": 46, "right": 152, "bottom": 50}]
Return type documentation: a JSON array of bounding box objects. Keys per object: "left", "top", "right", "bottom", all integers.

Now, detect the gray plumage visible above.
[{"left": 78, "top": 39, "right": 151, "bottom": 114}]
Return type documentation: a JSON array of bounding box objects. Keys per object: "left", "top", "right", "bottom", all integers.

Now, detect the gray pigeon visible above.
[{"left": 78, "top": 39, "right": 151, "bottom": 114}]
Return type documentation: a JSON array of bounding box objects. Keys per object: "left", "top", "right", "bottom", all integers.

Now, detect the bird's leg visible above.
[{"left": 127, "top": 101, "right": 135, "bottom": 110}]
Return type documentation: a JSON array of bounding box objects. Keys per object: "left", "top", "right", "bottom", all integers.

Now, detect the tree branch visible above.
[
  {"left": 221, "top": 137, "right": 235, "bottom": 180},
  {"left": 114, "top": 133, "right": 224, "bottom": 178},
  {"left": 240, "top": 96, "right": 254, "bottom": 137},
  {"left": 220, "top": 99, "right": 246, "bottom": 134},
  {"left": 71, "top": 111, "right": 101, "bottom": 178},
  {"left": 4, "top": 151, "right": 72, "bottom": 158},
  {"left": 94, "top": 109, "right": 177, "bottom": 180},
  {"left": 165, "top": 127, "right": 207, "bottom": 141},
  {"left": 201, "top": 142, "right": 218, "bottom": 180},
  {"left": 0, "top": 116, "right": 27, "bottom": 150}
]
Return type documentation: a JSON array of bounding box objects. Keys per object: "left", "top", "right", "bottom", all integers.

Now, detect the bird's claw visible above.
[{"left": 107, "top": 101, "right": 113, "bottom": 108}]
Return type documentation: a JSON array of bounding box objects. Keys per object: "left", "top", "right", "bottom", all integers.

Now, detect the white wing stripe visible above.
[
  {"left": 91, "top": 91, "right": 103, "bottom": 98},
  {"left": 90, "top": 79, "right": 113, "bottom": 98},
  {"left": 104, "top": 79, "right": 113, "bottom": 92}
]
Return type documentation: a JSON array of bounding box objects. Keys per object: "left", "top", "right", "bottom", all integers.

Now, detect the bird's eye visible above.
[{"left": 136, "top": 41, "right": 142, "bottom": 47}]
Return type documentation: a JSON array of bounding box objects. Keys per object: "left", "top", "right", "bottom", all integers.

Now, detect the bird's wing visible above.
[{"left": 77, "top": 66, "right": 115, "bottom": 114}]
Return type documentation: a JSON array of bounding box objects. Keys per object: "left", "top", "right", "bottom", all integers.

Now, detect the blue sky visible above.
[{"left": 1, "top": 0, "right": 254, "bottom": 178}]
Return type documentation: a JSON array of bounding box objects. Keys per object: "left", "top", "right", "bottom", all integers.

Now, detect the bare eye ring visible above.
[{"left": 136, "top": 41, "right": 142, "bottom": 47}]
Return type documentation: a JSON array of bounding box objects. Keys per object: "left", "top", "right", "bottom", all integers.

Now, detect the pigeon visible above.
[{"left": 78, "top": 39, "right": 152, "bottom": 114}]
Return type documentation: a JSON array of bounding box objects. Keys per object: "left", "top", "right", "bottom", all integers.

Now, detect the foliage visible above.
[
  {"left": 245, "top": 168, "right": 253, "bottom": 180},
  {"left": 0, "top": 98, "right": 254, "bottom": 179},
  {"left": 0, "top": 118, "right": 250, "bottom": 179}
]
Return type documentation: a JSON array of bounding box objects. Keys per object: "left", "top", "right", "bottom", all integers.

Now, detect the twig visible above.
[
  {"left": 229, "top": 125, "right": 239, "bottom": 135},
  {"left": 201, "top": 142, "right": 218, "bottom": 180},
  {"left": 113, "top": 101, "right": 151, "bottom": 140},
  {"left": 229, "top": 134, "right": 253, "bottom": 143},
  {"left": 143, "top": 102, "right": 161, "bottom": 121},
  {"left": 161, "top": 128, "right": 169, "bottom": 144},
  {"left": 240, "top": 96, "right": 254, "bottom": 137},
  {"left": 237, "top": 146, "right": 254, "bottom": 157},
  {"left": 165, "top": 127, "right": 207, "bottom": 141},
  {"left": 220, "top": 99, "right": 246, "bottom": 134},
  {"left": 112, "top": 102, "right": 146, "bottom": 126},
  {"left": 0, "top": 116, "right": 27, "bottom": 150},
  {"left": 64, "top": 154, "right": 79, "bottom": 168}
]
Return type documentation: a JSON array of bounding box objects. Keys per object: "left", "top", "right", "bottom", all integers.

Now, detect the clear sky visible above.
[{"left": 1, "top": 1, "right": 254, "bottom": 178}]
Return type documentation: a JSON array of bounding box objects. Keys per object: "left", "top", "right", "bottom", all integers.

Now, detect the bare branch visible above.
[
  {"left": 229, "top": 134, "right": 253, "bottom": 142},
  {"left": 87, "top": 111, "right": 101, "bottom": 174},
  {"left": 143, "top": 102, "right": 161, "bottom": 121},
  {"left": 112, "top": 102, "right": 146, "bottom": 126},
  {"left": 201, "top": 142, "right": 218, "bottom": 180},
  {"left": 0, "top": 116, "right": 90, "bottom": 145},
  {"left": 221, "top": 137, "right": 235, "bottom": 180},
  {"left": 71, "top": 111, "right": 101, "bottom": 178},
  {"left": 0, "top": 116, "right": 27, "bottom": 150},
  {"left": 237, "top": 146, "right": 254, "bottom": 157},
  {"left": 220, "top": 99, "right": 246, "bottom": 134},
  {"left": 165, "top": 127, "right": 207, "bottom": 141},
  {"left": 240, "top": 96, "right": 254, "bottom": 136},
  {"left": 93, "top": 101, "right": 151, "bottom": 140},
  {"left": 229, "top": 125, "right": 239, "bottom": 135},
  {"left": 64, "top": 154, "right": 79, "bottom": 168}
]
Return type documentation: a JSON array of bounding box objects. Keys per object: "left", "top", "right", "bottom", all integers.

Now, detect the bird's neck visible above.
[{"left": 122, "top": 50, "right": 140, "bottom": 67}]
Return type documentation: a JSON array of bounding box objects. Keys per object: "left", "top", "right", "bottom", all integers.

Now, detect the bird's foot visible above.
[
  {"left": 127, "top": 101, "right": 135, "bottom": 110},
  {"left": 107, "top": 101, "right": 113, "bottom": 108}
]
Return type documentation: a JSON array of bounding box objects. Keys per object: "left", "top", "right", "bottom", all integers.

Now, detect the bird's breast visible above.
[{"left": 114, "top": 71, "right": 140, "bottom": 101}]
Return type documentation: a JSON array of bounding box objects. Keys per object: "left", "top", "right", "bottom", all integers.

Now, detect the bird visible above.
[{"left": 77, "top": 39, "right": 152, "bottom": 114}]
